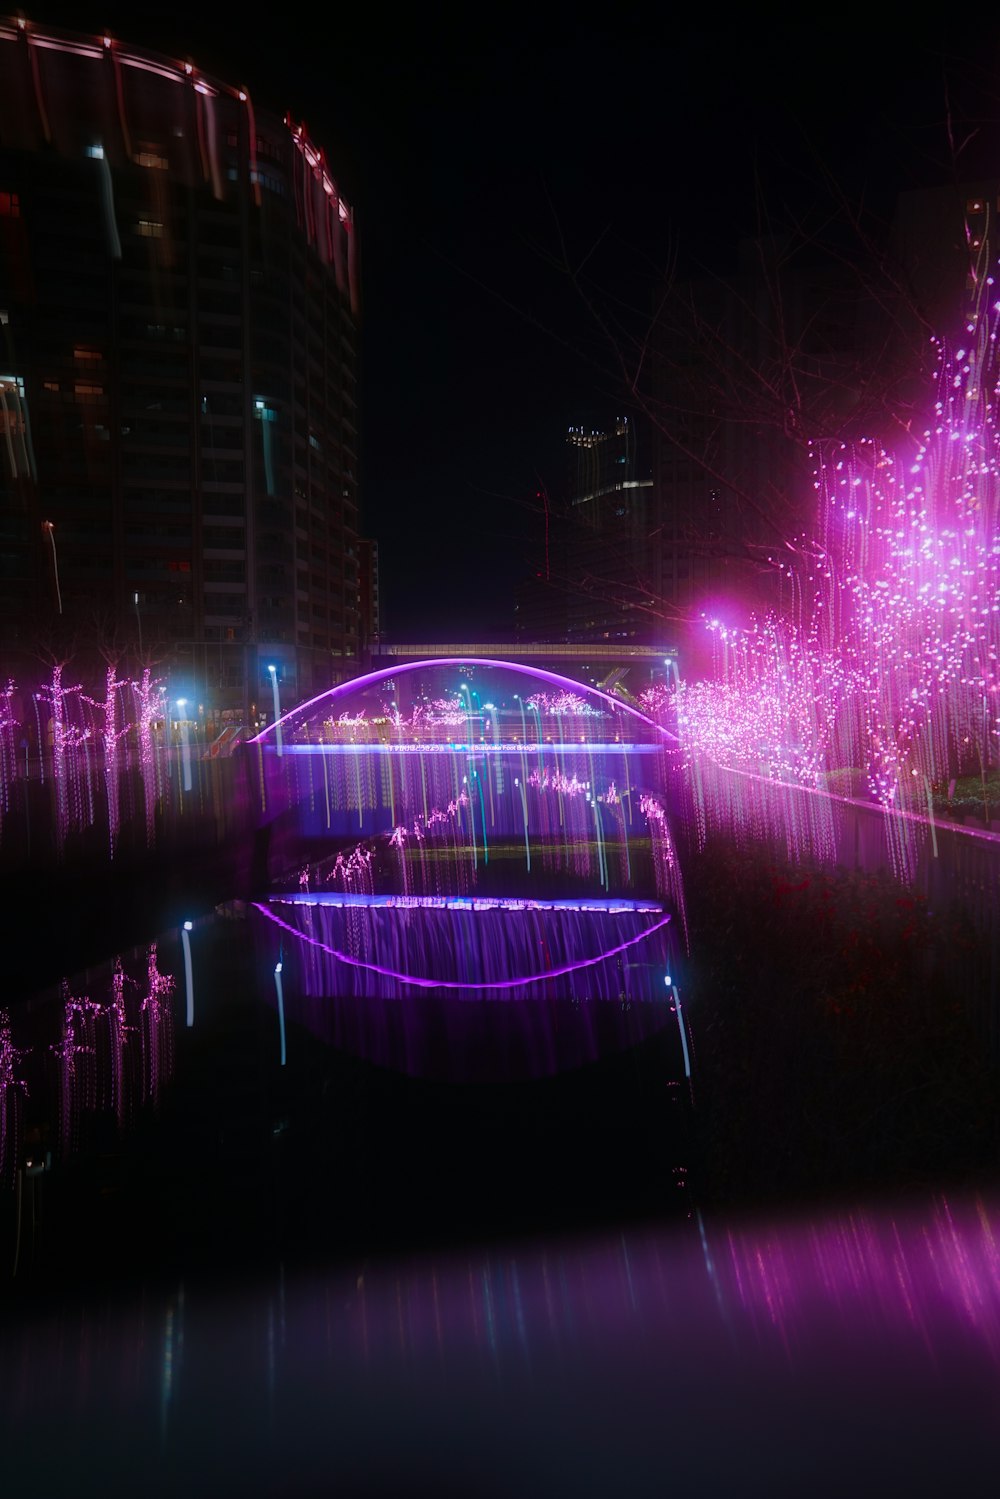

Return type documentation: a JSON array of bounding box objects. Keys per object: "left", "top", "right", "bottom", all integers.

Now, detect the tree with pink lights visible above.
[
  {"left": 82, "top": 663, "right": 132, "bottom": 858},
  {"left": 132, "top": 668, "right": 169, "bottom": 845},
  {"left": 668, "top": 283, "right": 1000, "bottom": 880},
  {"left": 0, "top": 681, "right": 18, "bottom": 842},
  {"left": 0, "top": 1008, "right": 27, "bottom": 1188}
]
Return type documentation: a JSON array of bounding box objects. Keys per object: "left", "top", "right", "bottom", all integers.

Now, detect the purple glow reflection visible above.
[
  {"left": 273, "top": 893, "right": 664, "bottom": 913},
  {"left": 721, "top": 1193, "right": 1000, "bottom": 1363},
  {"left": 253, "top": 900, "right": 671, "bottom": 991},
  {"left": 279, "top": 741, "right": 663, "bottom": 755},
  {"left": 5, "top": 1195, "right": 1000, "bottom": 1494}
]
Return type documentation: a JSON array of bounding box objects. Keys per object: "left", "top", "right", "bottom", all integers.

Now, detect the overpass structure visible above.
[{"left": 371, "top": 642, "right": 677, "bottom": 695}]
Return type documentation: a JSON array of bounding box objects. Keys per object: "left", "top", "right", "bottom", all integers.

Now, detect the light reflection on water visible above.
[
  {"left": 2, "top": 1193, "right": 999, "bottom": 1496},
  {"left": 3, "top": 896, "right": 999, "bottom": 1493},
  {"left": 0, "top": 894, "right": 684, "bottom": 1180},
  {"left": 250, "top": 894, "right": 683, "bottom": 1082},
  {"left": 0, "top": 943, "right": 175, "bottom": 1190}
]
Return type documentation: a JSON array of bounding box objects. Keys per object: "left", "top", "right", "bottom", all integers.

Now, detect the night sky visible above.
[{"left": 25, "top": 9, "right": 1000, "bottom": 636}]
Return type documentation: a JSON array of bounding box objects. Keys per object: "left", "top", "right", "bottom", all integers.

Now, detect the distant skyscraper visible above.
[
  {"left": 0, "top": 14, "right": 364, "bottom": 719},
  {"left": 516, "top": 415, "right": 656, "bottom": 646}
]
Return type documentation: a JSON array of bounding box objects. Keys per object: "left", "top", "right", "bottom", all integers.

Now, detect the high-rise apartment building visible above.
[{"left": 0, "top": 14, "right": 362, "bottom": 719}]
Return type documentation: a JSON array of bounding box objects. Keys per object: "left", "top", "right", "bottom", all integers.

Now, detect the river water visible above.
[{"left": 2, "top": 891, "right": 998, "bottom": 1494}]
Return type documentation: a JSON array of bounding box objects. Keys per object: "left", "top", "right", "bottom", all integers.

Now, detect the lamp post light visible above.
[
  {"left": 42, "top": 520, "right": 62, "bottom": 614},
  {"left": 267, "top": 663, "right": 283, "bottom": 756},
  {"left": 666, "top": 973, "right": 691, "bottom": 1083},
  {"left": 176, "top": 698, "right": 192, "bottom": 792},
  {"left": 181, "top": 920, "right": 195, "bottom": 1027},
  {"left": 274, "top": 956, "right": 287, "bottom": 1066}
]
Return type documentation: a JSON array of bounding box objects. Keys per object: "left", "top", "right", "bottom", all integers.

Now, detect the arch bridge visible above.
[{"left": 248, "top": 657, "right": 684, "bottom": 909}]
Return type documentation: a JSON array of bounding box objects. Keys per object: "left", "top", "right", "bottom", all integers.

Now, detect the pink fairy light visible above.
[
  {"left": 639, "top": 794, "right": 689, "bottom": 948},
  {"left": 50, "top": 984, "right": 101, "bottom": 1159},
  {"left": 140, "top": 943, "right": 175, "bottom": 1104},
  {"left": 526, "top": 767, "right": 590, "bottom": 797},
  {"left": 324, "top": 843, "right": 376, "bottom": 895},
  {"left": 106, "top": 955, "right": 136, "bottom": 1126},
  {"left": 0, "top": 1007, "right": 27, "bottom": 1186},
  {"left": 525, "top": 691, "right": 599, "bottom": 717},
  {"left": 132, "top": 669, "right": 168, "bottom": 845},
  {"left": 388, "top": 794, "right": 470, "bottom": 847},
  {"left": 37, "top": 664, "right": 77, "bottom": 851},
  {"left": 82, "top": 665, "right": 131, "bottom": 857},
  {"left": 674, "top": 292, "right": 1000, "bottom": 882}
]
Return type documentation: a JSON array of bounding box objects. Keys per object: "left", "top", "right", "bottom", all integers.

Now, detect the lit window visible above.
[
  {"left": 137, "top": 219, "right": 164, "bottom": 238},
  {"left": 86, "top": 145, "right": 105, "bottom": 160},
  {"left": 0, "top": 192, "right": 19, "bottom": 217},
  {"left": 136, "top": 150, "right": 168, "bottom": 169}
]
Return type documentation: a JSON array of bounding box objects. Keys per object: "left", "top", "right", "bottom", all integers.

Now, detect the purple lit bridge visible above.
[
  {"left": 248, "top": 657, "right": 683, "bottom": 889},
  {"left": 245, "top": 658, "right": 691, "bottom": 1075}
]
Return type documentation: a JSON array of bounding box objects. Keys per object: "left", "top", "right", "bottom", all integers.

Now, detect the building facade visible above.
[
  {"left": 0, "top": 14, "right": 362, "bottom": 722},
  {"left": 515, "top": 415, "right": 657, "bottom": 647}
]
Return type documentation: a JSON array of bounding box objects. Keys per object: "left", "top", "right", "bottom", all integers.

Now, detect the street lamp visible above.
[
  {"left": 666, "top": 973, "right": 691, "bottom": 1081},
  {"left": 42, "top": 520, "right": 62, "bottom": 614},
  {"left": 181, "top": 920, "right": 195, "bottom": 1027},
  {"left": 274, "top": 956, "right": 287, "bottom": 1066},
  {"left": 267, "top": 664, "right": 283, "bottom": 756}
]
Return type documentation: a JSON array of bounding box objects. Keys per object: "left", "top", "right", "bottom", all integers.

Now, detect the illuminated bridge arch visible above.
[
  {"left": 250, "top": 657, "right": 678, "bottom": 748},
  {"left": 247, "top": 658, "right": 684, "bottom": 918}
]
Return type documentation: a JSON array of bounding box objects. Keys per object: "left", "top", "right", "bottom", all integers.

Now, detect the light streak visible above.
[
  {"left": 253, "top": 901, "right": 672, "bottom": 991},
  {"left": 273, "top": 893, "right": 664, "bottom": 912},
  {"left": 668, "top": 977, "right": 692, "bottom": 1080},
  {"left": 267, "top": 664, "right": 283, "bottom": 757},
  {"left": 41, "top": 520, "right": 61, "bottom": 613},
  {"left": 181, "top": 921, "right": 194, "bottom": 1027},
  {"left": 274, "top": 958, "right": 286, "bottom": 1066}
]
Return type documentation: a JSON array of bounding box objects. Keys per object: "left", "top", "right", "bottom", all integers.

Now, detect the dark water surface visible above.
[
  {"left": 2, "top": 901, "right": 999, "bottom": 1494},
  {"left": 3, "top": 1193, "right": 1000, "bottom": 1496}
]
